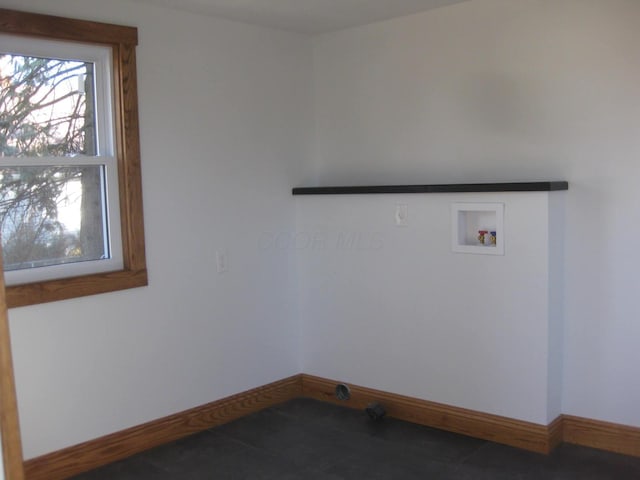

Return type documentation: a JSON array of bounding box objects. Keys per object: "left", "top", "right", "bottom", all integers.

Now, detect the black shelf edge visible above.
[{"left": 292, "top": 181, "right": 569, "bottom": 195}]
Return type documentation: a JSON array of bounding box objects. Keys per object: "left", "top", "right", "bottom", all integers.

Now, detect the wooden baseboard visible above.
[
  {"left": 548, "top": 415, "right": 564, "bottom": 452},
  {"left": 563, "top": 415, "right": 640, "bottom": 458},
  {"left": 21, "top": 374, "right": 640, "bottom": 480},
  {"left": 301, "top": 374, "right": 560, "bottom": 454},
  {"left": 23, "top": 375, "right": 302, "bottom": 480},
  {"left": 302, "top": 375, "right": 640, "bottom": 458}
]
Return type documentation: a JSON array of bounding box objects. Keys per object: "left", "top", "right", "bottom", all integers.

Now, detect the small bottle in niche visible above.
[
  {"left": 490, "top": 231, "right": 497, "bottom": 245},
  {"left": 477, "top": 230, "right": 488, "bottom": 245}
]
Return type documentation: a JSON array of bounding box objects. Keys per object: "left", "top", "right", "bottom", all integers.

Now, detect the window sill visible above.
[{"left": 6, "top": 269, "right": 147, "bottom": 308}]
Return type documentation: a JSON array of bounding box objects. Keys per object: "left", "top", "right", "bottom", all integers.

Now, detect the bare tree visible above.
[{"left": 0, "top": 54, "right": 105, "bottom": 271}]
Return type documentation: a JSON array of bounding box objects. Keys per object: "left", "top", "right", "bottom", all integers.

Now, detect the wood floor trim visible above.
[
  {"left": 21, "top": 374, "right": 640, "bottom": 479},
  {"left": 23, "top": 375, "right": 302, "bottom": 480},
  {"left": 548, "top": 415, "right": 564, "bottom": 452},
  {"left": 563, "top": 414, "right": 640, "bottom": 458},
  {"left": 301, "top": 374, "right": 559, "bottom": 454}
]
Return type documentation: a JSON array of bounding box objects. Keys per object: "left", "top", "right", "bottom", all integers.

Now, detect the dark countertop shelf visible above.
[{"left": 292, "top": 181, "right": 568, "bottom": 195}]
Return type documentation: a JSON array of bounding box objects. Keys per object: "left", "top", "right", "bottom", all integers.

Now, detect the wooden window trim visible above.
[
  {"left": 0, "top": 9, "right": 148, "bottom": 308},
  {"left": 0, "top": 257, "right": 25, "bottom": 479}
]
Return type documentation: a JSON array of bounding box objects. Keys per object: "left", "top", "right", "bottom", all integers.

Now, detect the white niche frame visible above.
[{"left": 452, "top": 202, "right": 505, "bottom": 255}]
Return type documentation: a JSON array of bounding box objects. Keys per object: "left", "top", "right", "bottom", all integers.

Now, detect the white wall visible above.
[
  {"left": 297, "top": 192, "right": 563, "bottom": 424},
  {"left": 3, "top": 0, "right": 639, "bottom": 460},
  {"left": 0, "top": 0, "right": 313, "bottom": 459},
  {"left": 310, "top": 0, "right": 640, "bottom": 427}
]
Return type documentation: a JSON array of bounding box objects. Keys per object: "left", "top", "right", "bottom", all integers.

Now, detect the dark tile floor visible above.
[{"left": 72, "top": 398, "right": 640, "bottom": 479}]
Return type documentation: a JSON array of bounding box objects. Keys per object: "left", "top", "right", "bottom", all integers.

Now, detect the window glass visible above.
[
  {"left": 0, "top": 164, "right": 109, "bottom": 271},
  {"left": 0, "top": 36, "right": 122, "bottom": 286},
  {"left": 0, "top": 55, "right": 96, "bottom": 157}
]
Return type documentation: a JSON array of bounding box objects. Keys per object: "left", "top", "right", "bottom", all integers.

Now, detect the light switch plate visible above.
[
  {"left": 216, "top": 251, "right": 229, "bottom": 273},
  {"left": 395, "top": 203, "right": 408, "bottom": 226}
]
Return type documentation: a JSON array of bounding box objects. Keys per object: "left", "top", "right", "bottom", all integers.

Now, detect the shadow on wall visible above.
[{"left": 460, "top": 72, "right": 550, "bottom": 137}]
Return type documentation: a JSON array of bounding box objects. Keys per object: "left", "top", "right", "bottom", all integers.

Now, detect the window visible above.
[
  {"left": 1, "top": 36, "right": 122, "bottom": 284},
  {"left": 0, "top": 9, "right": 147, "bottom": 307}
]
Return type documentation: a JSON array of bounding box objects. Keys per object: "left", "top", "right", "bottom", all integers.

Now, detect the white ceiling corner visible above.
[{"left": 131, "top": 0, "right": 471, "bottom": 34}]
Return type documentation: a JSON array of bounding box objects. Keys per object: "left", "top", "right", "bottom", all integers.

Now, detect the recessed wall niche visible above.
[{"left": 452, "top": 202, "right": 505, "bottom": 255}]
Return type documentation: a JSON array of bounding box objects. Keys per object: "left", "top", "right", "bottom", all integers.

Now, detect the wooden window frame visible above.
[
  {"left": 0, "top": 257, "right": 25, "bottom": 480},
  {"left": 0, "top": 8, "right": 147, "bottom": 308}
]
